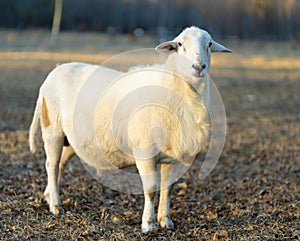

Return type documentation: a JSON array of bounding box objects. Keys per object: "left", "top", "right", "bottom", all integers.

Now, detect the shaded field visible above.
[{"left": 0, "top": 31, "right": 300, "bottom": 240}]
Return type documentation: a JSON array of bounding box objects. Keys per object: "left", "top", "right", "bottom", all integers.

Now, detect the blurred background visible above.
[{"left": 0, "top": 0, "right": 300, "bottom": 44}]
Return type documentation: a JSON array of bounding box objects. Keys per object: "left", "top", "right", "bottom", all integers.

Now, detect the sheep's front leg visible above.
[
  {"left": 135, "top": 158, "right": 158, "bottom": 233},
  {"left": 43, "top": 135, "right": 64, "bottom": 216},
  {"left": 158, "top": 162, "right": 179, "bottom": 230}
]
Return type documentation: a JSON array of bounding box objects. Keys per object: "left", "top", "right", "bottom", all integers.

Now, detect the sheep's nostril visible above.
[{"left": 192, "top": 64, "right": 206, "bottom": 71}]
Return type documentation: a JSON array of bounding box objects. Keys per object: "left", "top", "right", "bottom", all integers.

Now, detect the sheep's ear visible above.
[
  {"left": 155, "top": 41, "right": 178, "bottom": 54},
  {"left": 211, "top": 40, "right": 232, "bottom": 53}
]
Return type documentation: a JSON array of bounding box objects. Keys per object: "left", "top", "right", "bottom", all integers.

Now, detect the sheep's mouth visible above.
[
  {"left": 191, "top": 66, "right": 207, "bottom": 78},
  {"left": 192, "top": 71, "right": 207, "bottom": 78}
]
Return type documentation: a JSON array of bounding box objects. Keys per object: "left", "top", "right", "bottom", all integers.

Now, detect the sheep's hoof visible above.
[
  {"left": 141, "top": 222, "right": 156, "bottom": 234},
  {"left": 159, "top": 217, "right": 174, "bottom": 230},
  {"left": 50, "top": 206, "right": 63, "bottom": 217}
]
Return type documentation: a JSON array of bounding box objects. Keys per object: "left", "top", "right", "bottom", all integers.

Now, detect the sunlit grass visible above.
[
  {"left": 212, "top": 55, "right": 300, "bottom": 70},
  {"left": 1, "top": 51, "right": 300, "bottom": 70},
  {"left": 1, "top": 30, "right": 300, "bottom": 73}
]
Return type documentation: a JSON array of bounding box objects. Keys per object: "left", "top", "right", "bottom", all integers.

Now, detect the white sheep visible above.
[{"left": 29, "top": 26, "right": 231, "bottom": 233}]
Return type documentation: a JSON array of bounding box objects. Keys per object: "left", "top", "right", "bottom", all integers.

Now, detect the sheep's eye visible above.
[
  {"left": 209, "top": 42, "right": 213, "bottom": 47},
  {"left": 178, "top": 42, "right": 183, "bottom": 47}
]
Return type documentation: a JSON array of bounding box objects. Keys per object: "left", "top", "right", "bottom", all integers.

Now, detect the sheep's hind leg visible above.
[
  {"left": 44, "top": 141, "right": 74, "bottom": 203},
  {"left": 58, "top": 145, "right": 75, "bottom": 185},
  {"left": 157, "top": 162, "right": 180, "bottom": 230},
  {"left": 43, "top": 134, "right": 64, "bottom": 216},
  {"left": 135, "top": 157, "right": 158, "bottom": 234}
]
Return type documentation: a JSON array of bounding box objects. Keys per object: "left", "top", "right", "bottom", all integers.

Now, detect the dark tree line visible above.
[{"left": 0, "top": 0, "right": 299, "bottom": 40}]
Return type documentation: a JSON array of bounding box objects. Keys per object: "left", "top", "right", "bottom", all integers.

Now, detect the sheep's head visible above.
[{"left": 155, "top": 26, "right": 231, "bottom": 80}]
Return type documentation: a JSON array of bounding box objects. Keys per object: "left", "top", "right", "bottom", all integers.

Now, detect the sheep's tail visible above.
[{"left": 29, "top": 96, "right": 41, "bottom": 153}]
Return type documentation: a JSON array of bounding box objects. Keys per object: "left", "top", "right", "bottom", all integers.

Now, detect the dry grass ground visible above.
[{"left": 0, "top": 30, "right": 299, "bottom": 240}]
